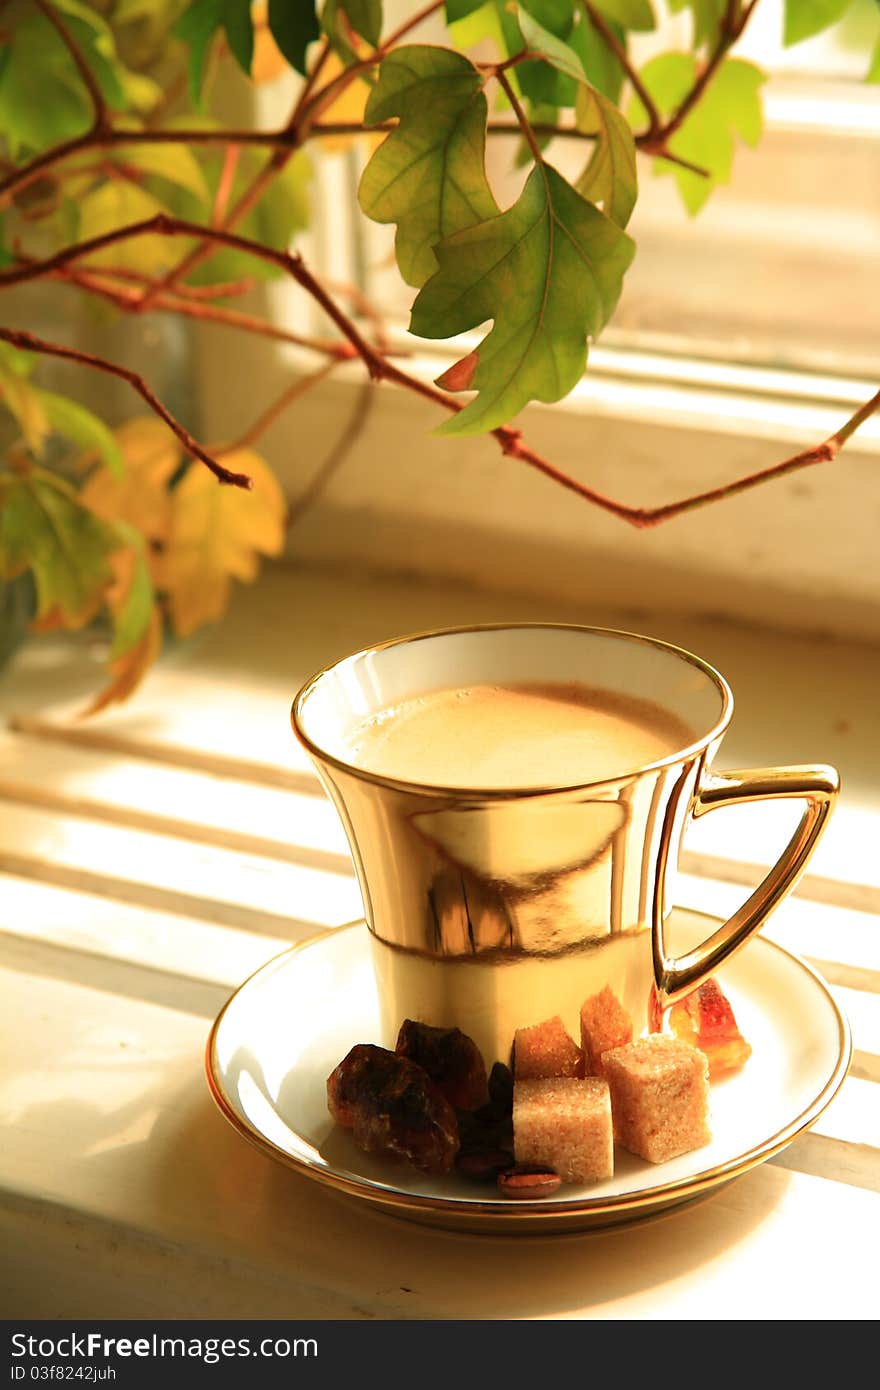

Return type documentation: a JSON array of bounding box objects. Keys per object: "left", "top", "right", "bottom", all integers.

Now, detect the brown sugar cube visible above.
[
  {"left": 513, "top": 1078, "right": 613, "bottom": 1184},
  {"left": 603, "top": 1035, "right": 711, "bottom": 1164},
  {"left": 513, "top": 1015, "right": 583, "bottom": 1079},
  {"left": 580, "top": 986, "right": 633, "bottom": 1077}
]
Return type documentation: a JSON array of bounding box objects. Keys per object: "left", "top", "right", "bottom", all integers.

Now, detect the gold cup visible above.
[{"left": 292, "top": 624, "right": 838, "bottom": 1066}]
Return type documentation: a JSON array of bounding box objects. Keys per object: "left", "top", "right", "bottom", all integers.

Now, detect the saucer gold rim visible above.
[{"left": 205, "top": 915, "right": 851, "bottom": 1235}]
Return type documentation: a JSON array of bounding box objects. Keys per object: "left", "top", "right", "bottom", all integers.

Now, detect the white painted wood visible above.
[
  {"left": 0, "top": 873, "right": 288, "bottom": 991},
  {"left": 0, "top": 564, "right": 876, "bottom": 1318},
  {"left": 0, "top": 730, "right": 351, "bottom": 869},
  {"left": 0, "top": 967, "right": 875, "bottom": 1321},
  {"left": 0, "top": 800, "right": 363, "bottom": 936}
]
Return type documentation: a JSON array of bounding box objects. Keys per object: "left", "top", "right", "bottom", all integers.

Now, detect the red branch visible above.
[
  {"left": 3, "top": 214, "right": 878, "bottom": 526},
  {"left": 0, "top": 327, "right": 252, "bottom": 489},
  {"left": 35, "top": 0, "right": 108, "bottom": 131}
]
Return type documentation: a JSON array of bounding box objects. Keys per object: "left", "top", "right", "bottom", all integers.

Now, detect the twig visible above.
[
  {"left": 286, "top": 381, "right": 375, "bottom": 530},
  {"left": 658, "top": 0, "right": 755, "bottom": 144},
  {"left": 583, "top": 2, "right": 660, "bottom": 139},
  {"left": 69, "top": 267, "right": 259, "bottom": 301},
  {"left": 325, "top": 278, "right": 392, "bottom": 352},
  {"left": 212, "top": 360, "right": 341, "bottom": 456},
  {"left": 296, "top": 0, "right": 446, "bottom": 131},
  {"left": 0, "top": 327, "right": 252, "bottom": 489},
  {"left": 35, "top": 0, "right": 107, "bottom": 132},
  {"left": 40, "top": 261, "right": 357, "bottom": 356},
  {"left": 485, "top": 121, "right": 711, "bottom": 179},
  {"left": 5, "top": 214, "right": 877, "bottom": 527},
  {"left": 212, "top": 145, "right": 240, "bottom": 226},
  {"left": 495, "top": 69, "right": 545, "bottom": 168}
]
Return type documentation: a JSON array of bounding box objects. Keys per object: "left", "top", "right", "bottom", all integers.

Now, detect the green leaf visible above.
[
  {"left": 53, "top": 0, "right": 127, "bottom": 108},
  {"left": 446, "top": 0, "right": 486, "bottom": 17},
  {"left": 173, "top": 0, "right": 224, "bottom": 107},
  {"left": 575, "top": 85, "right": 637, "bottom": 226},
  {"left": 119, "top": 69, "right": 163, "bottom": 115},
  {"left": 517, "top": 9, "right": 637, "bottom": 226},
  {"left": 447, "top": 0, "right": 512, "bottom": 59},
  {"left": 108, "top": 137, "right": 211, "bottom": 206},
  {"left": 0, "top": 5, "right": 93, "bottom": 156},
  {"left": 359, "top": 46, "right": 498, "bottom": 287},
  {"left": 38, "top": 391, "right": 125, "bottom": 479},
  {"left": 0, "top": 572, "right": 37, "bottom": 674},
  {"left": 570, "top": 10, "right": 625, "bottom": 102},
  {"left": 591, "top": 0, "right": 655, "bottom": 32},
  {"left": 869, "top": 38, "right": 880, "bottom": 82},
  {"left": 0, "top": 362, "right": 50, "bottom": 454},
  {"left": 268, "top": 0, "right": 321, "bottom": 74},
  {"left": 222, "top": 0, "right": 255, "bottom": 75},
  {"left": 0, "top": 342, "right": 36, "bottom": 379},
  {"left": 323, "top": 0, "right": 383, "bottom": 60},
  {"left": 186, "top": 148, "right": 312, "bottom": 284},
  {"left": 630, "top": 54, "right": 765, "bottom": 214},
  {"left": 108, "top": 525, "right": 154, "bottom": 657},
  {"left": 411, "top": 162, "right": 634, "bottom": 434},
  {"left": 667, "top": 0, "right": 725, "bottom": 49},
  {"left": 511, "top": 2, "right": 580, "bottom": 107},
  {"left": 0, "top": 468, "right": 119, "bottom": 625},
  {"left": 784, "top": 0, "right": 851, "bottom": 46},
  {"left": 78, "top": 181, "right": 177, "bottom": 272},
  {"left": 518, "top": 5, "right": 585, "bottom": 84}
]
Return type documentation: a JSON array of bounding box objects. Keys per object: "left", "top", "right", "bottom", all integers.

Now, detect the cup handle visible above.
[{"left": 653, "top": 764, "right": 839, "bottom": 1008}]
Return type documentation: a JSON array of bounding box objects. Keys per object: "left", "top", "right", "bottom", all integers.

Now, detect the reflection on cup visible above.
[{"left": 293, "top": 625, "right": 838, "bottom": 1066}]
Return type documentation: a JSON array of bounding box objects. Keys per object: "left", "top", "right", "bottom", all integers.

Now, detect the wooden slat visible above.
[
  {"left": 0, "top": 872, "right": 288, "bottom": 990},
  {"left": 1, "top": 966, "right": 877, "bottom": 1320},
  {"left": 0, "top": 801, "right": 363, "bottom": 937},
  {"left": 0, "top": 731, "right": 351, "bottom": 874},
  {"left": 8, "top": 713, "right": 321, "bottom": 793}
]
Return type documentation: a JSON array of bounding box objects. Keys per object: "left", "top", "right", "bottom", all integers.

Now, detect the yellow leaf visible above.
[
  {"left": 81, "top": 606, "right": 162, "bottom": 718},
  {"left": 0, "top": 372, "right": 50, "bottom": 453},
  {"left": 81, "top": 417, "right": 179, "bottom": 545},
  {"left": 160, "top": 450, "right": 285, "bottom": 639}
]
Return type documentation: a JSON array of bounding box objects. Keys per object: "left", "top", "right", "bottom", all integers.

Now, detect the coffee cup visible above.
[{"left": 291, "top": 624, "right": 838, "bottom": 1067}]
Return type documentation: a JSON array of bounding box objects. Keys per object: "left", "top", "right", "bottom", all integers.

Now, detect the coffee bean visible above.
[{"left": 497, "top": 1165, "right": 562, "bottom": 1199}]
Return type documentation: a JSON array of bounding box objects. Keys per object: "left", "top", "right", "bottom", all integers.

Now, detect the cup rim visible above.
[{"left": 290, "top": 622, "right": 734, "bottom": 798}]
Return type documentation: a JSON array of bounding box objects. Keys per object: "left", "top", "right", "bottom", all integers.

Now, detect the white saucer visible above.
[{"left": 206, "top": 909, "right": 851, "bottom": 1234}]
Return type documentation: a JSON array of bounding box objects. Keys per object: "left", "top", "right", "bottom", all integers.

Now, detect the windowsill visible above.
[
  {"left": 0, "top": 561, "right": 878, "bottom": 1317},
  {"left": 193, "top": 312, "right": 880, "bottom": 644}
]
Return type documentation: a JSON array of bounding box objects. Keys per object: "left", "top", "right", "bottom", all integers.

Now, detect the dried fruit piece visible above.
[
  {"left": 667, "top": 977, "right": 752, "bottom": 1078},
  {"left": 497, "top": 1166, "right": 563, "bottom": 1199},
  {"left": 487, "top": 1060, "right": 514, "bottom": 1112},
  {"left": 327, "top": 1043, "right": 459, "bottom": 1172},
  {"left": 395, "top": 1018, "right": 488, "bottom": 1110}
]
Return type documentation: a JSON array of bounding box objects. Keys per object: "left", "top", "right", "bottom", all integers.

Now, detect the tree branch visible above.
[
  {"left": 0, "top": 327, "right": 253, "bottom": 489},
  {"left": 35, "top": 0, "right": 108, "bottom": 132},
  {"left": 5, "top": 214, "right": 878, "bottom": 527},
  {"left": 39, "top": 260, "right": 357, "bottom": 358},
  {"left": 484, "top": 121, "right": 711, "bottom": 178},
  {"left": 583, "top": 2, "right": 660, "bottom": 138},
  {"left": 212, "top": 360, "right": 341, "bottom": 457},
  {"left": 656, "top": 0, "right": 756, "bottom": 145},
  {"left": 495, "top": 68, "right": 546, "bottom": 167}
]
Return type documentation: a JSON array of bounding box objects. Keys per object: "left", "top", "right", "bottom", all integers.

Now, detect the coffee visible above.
[{"left": 344, "top": 681, "right": 695, "bottom": 789}]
